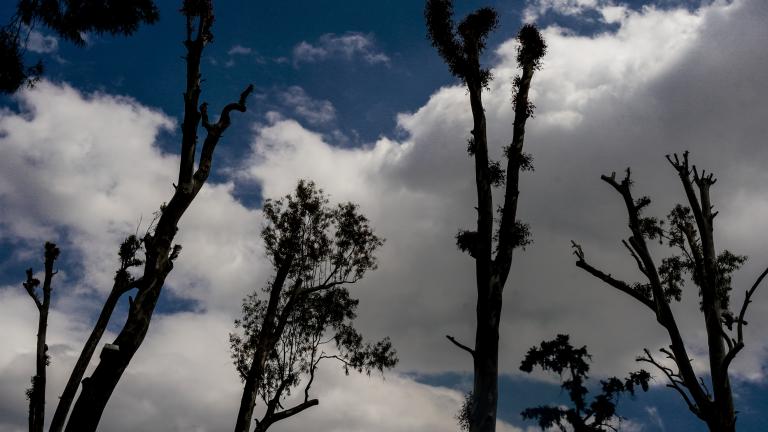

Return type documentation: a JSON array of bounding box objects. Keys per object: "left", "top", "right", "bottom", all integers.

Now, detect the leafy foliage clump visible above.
[
  {"left": 425, "top": 0, "right": 498, "bottom": 87},
  {"left": 520, "top": 335, "right": 650, "bottom": 432}
]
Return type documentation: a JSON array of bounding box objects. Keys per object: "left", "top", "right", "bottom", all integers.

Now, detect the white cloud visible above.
[
  {"left": 279, "top": 86, "right": 337, "bottom": 125},
  {"left": 523, "top": 0, "right": 637, "bottom": 24},
  {"left": 227, "top": 44, "right": 252, "bottom": 56},
  {"left": 646, "top": 406, "right": 666, "bottom": 431},
  {"left": 292, "top": 32, "right": 390, "bottom": 66},
  {"left": 26, "top": 30, "right": 58, "bottom": 54}
]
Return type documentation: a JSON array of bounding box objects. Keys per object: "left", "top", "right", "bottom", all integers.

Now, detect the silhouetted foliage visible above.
[
  {"left": 58, "top": 3, "right": 252, "bottom": 431},
  {"left": 571, "top": 152, "right": 768, "bottom": 432},
  {"left": 426, "top": 1, "right": 546, "bottom": 431},
  {"left": 0, "top": 25, "right": 42, "bottom": 93},
  {"left": 232, "top": 180, "right": 396, "bottom": 432},
  {"left": 520, "top": 335, "right": 650, "bottom": 432},
  {"left": 457, "top": 391, "right": 473, "bottom": 431},
  {"left": 425, "top": 0, "right": 498, "bottom": 87},
  {"left": 1, "top": 0, "right": 158, "bottom": 93},
  {"left": 22, "top": 242, "right": 59, "bottom": 432}
]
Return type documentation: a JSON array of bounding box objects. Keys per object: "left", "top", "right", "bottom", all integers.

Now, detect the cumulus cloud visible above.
[
  {"left": 278, "top": 86, "right": 337, "bottom": 125},
  {"left": 292, "top": 32, "right": 390, "bottom": 66}
]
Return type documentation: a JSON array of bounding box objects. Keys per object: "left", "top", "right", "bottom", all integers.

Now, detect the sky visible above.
[{"left": 0, "top": 0, "right": 767, "bottom": 431}]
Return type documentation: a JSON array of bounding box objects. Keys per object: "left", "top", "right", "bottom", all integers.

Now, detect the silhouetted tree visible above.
[
  {"left": 22, "top": 242, "right": 59, "bottom": 432},
  {"left": 57, "top": 2, "right": 253, "bottom": 431},
  {"left": 0, "top": 0, "right": 158, "bottom": 93},
  {"left": 571, "top": 152, "right": 768, "bottom": 432},
  {"left": 425, "top": 2, "right": 545, "bottom": 431},
  {"left": 232, "top": 180, "right": 396, "bottom": 432},
  {"left": 519, "top": 335, "right": 650, "bottom": 432}
]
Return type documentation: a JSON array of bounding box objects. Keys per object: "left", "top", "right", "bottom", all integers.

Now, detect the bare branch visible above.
[
  {"left": 638, "top": 349, "right": 699, "bottom": 417},
  {"left": 573, "top": 254, "right": 655, "bottom": 312},
  {"left": 257, "top": 399, "right": 319, "bottom": 432},
  {"left": 446, "top": 335, "right": 475, "bottom": 357},
  {"left": 193, "top": 84, "right": 254, "bottom": 188},
  {"left": 722, "top": 265, "right": 768, "bottom": 372},
  {"left": 622, "top": 239, "right": 647, "bottom": 276}
]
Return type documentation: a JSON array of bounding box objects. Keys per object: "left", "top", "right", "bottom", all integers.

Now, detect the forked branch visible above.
[{"left": 722, "top": 265, "right": 768, "bottom": 371}]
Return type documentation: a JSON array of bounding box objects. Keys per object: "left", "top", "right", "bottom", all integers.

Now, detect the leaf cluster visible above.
[
  {"left": 623, "top": 194, "right": 746, "bottom": 308},
  {"left": 425, "top": 0, "right": 498, "bottom": 87},
  {"left": 1, "top": 0, "right": 158, "bottom": 93},
  {"left": 115, "top": 234, "right": 145, "bottom": 285},
  {"left": 16, "top": 0, "right": 159, "bottom": 45},
  {"left": 520, "top": 335, "right": 649, "bottom": 432}
]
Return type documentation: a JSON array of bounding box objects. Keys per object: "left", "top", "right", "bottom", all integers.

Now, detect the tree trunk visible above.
[
  {"left": 233, "top": 350, "right": 269, "bottom": 432},
  {"left": 64, "top": 270, "right": 168, "bottom": 432},
  {"left": 471, "top": 281, "right": 502, "bottom": 432},
  {"left": 27, "top": 243, "right": 57, "bottom": 432},
  {"left": 49, "top": 285, "right": 124, "bottom": 432},
  {"left": 30, "top": 302, "right": 48, "bottom": 432},
  {"left": 233, "top": 258, "right": 293, "bottom": 432}
]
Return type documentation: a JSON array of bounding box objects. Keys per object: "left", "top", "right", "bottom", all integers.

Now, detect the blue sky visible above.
[{"left": 1, "top": 0, "right": 768, "bottom": 431}]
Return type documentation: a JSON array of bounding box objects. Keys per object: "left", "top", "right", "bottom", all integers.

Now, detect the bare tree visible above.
[
  {"left": 1, "top": 0, "right": 159, "bottom": 93},
  {"left": 571, "top": 152, "right": 768, "bottom": 432},
  {"left": 424, "top": 1, "right": 545, "bottom": 431},
  {"left": 519, "top": 335, "right": 650, "bottom": 432},
  {"left": 232, "top": 180, "right": 396, "bottom": 432},
  {"left": 56, "top": 2, "right": 254, "bottom": 431},
  {"left": 22, "top": 242, "right": 60, "bottom": 432}
]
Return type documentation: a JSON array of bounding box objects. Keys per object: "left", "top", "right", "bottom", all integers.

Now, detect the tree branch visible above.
[
  {"left": 446, "top": 335, "right": 475, "bottom": 357},
  {"left": 192, "top": 84, "right": 254, "bottom": 189},
  {"left": 637, "top": 349, "right": 700, "bottom": 417},
  {"left": 23, "top": 268, "right": 43, "bottom": 310},
  {"left": 258, "top": 399, "right": 319, "bottom": 431},
  {"left": 622, "top": 239, "right": 647, "bottom": 276},
  {"left": 722, "top": 265, "right": 768, "bottom": 372},
  {"left": 571, "top": 242, "right": 655, "bottom": 312}
]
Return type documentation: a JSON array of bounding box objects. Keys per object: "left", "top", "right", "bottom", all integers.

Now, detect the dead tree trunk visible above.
[
  {"left": 23, "top": 242, "right": 59, "bottom": 432},
  {"left": 572, "top": 152, "right": 768, "bottom": 432},
  {"left": 62, "top": 3, "right": 253, "bottom": 431},
  {"left": 425, "top": 3, "right": 545, "bottom": 431}
]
